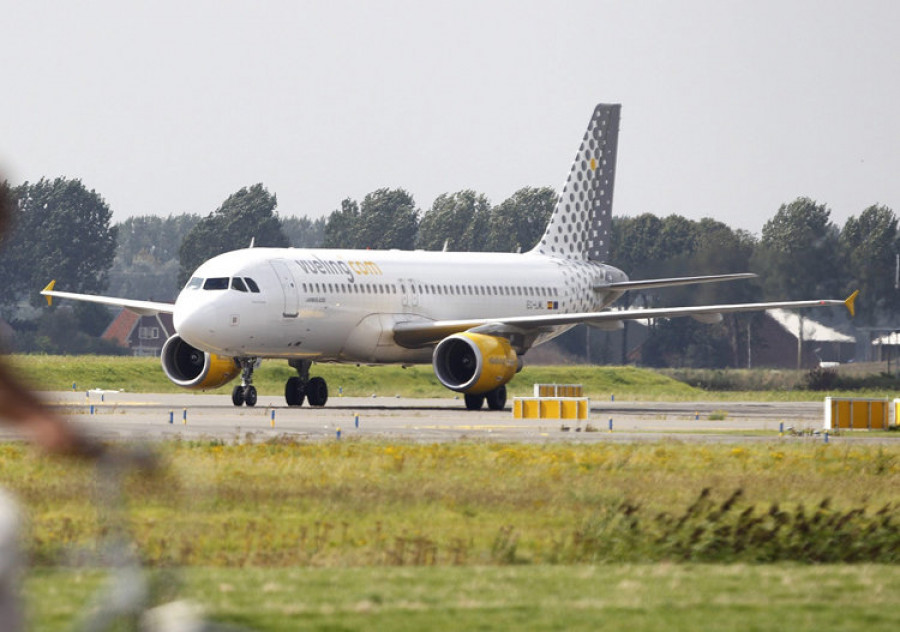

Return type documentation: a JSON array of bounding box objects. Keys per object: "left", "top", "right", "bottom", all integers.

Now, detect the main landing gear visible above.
[
  {"left": 231, "top": 358, "right": 260, "bottom": 407},
  {"left": 464, "top": 385, "right": 507, "bottom": 411},
  {"left": 284, "top": 359, "right": 329, "bottom": 407}
]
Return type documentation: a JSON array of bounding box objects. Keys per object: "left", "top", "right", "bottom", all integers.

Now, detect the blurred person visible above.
[{"left": 0, "top": 176, "right": 98, "bottom": 631}]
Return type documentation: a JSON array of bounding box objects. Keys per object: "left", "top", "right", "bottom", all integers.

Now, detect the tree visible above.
[
  {"left": 323, "top": 198, "right": 360, "bottom": 249},
  {"left": 323, "top": 189, "right": 419, "bottom": 250},
  {"left": 2, "top": 178, "right": 118, "bottom": 307},
  {"left": 752, "top": 197, "right": 844, "bottom": 368},
  {"left": 609, "top": 214, "right": 762, "bottom": 368},
  {"left": 840, "top": 204, "right": 899, "bottom": 325},
  {"left": 753, "top": 197, "right": 843, "bottom": 300},
  {"left": 417, "top": 190, "right": 492, "bottom": 251},
  {"left": 116, "top": 214, "right": 201, "bottom": 267},
  {"left": 640, "top": 318, "right": 733, "bottom": 368},
  {"left": 282, "top": 216, "right": 326, "bottom": 248},
  {"left": 485, "top": 187, "right": 556, "bottom": 253},
  {"left": 178, "top": 184, "right": 288, "bottom": 286},
  {"left": 609, "top": 213, "right": 665, "bottom": 278},
  {"left": 356, "top": 188, "right": 419, "bottom": 250},
  {"left": 109, "top": 214, "right": 201, "bottom": 301}
]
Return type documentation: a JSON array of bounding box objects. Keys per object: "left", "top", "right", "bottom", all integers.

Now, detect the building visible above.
[
  {"left": 101, "top": 309, "right": 174, "bottom": 356},
  {"left": 871, "top": 331, "right": 900, "bottom": 364},
  {"left": 752, "top": 309, "right": 856, "bottom": 368}
]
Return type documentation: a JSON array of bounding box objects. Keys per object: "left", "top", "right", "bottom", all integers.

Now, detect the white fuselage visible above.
[{"left": 173, "top": 247, "right": 628, "bottom": 364}]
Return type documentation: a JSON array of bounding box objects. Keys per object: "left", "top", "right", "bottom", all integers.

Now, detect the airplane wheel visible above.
[
  {"left": 285, "top": 377, "right": 305, "bottom": 407},
  {"left": 231, "top": 384, "right": 245, "bottom": 406},
  {"left": 485, "top": 385, "right": 507, "bottom": 411},
  {"left": 244, "top": 385, "right": 258, "bottom": 407},
  {"left": 464, "top": 393, "right": 484, "bottom": 410},
  {"left": 306, "top": 377, "right": 328, "bottom": 407}
]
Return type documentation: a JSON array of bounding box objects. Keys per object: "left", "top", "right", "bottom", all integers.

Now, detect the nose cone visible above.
[{"left": 174, "top": 292, "right": 225, "bottom": 353}]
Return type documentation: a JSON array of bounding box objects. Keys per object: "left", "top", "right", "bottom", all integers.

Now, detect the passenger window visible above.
[
  {"left": 186, "top": 277, "right": 203, "bottom": 290},
  {"left": 203, "top": 277, "right": 229, "bottom": 290},
  {"left": 245, "top": 278, "right": 260, "bottom": 293},
  {"left": 231, "top": 278, "right": 248, "bottom": 292}
]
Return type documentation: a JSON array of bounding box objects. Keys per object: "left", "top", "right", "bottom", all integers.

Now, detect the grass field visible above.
[
  {"left": 10, "top": 354, "right": 900, "bottom": 401},
  {"left": 7, "top": 438, "right": 900, "bottom": 629},
  {"left": 25, "top": 565, "right": 900, "bottom": 631},
  {"left": 6, "top": 354, "right": 900, "bottom": 628}
]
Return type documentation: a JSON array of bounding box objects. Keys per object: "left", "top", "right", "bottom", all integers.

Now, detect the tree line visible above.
[{"left": 0, "top": 176, "right": 896, "bottom": 365}]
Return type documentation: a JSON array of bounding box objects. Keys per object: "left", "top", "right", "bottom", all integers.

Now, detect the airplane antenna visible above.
[
  {"left": 442, "top": 239, "right": 449, "bottom": 252},
  {"left": 249, "top": 237, "right": 255, "bottom": 249}
]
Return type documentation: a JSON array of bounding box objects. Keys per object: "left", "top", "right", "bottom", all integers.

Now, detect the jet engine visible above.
[
  {"left": 432, "top": 332, "right": 519, "bottom": 394},
  {"left": 161, "top": 334, "right": 240, "bottom": 390}
]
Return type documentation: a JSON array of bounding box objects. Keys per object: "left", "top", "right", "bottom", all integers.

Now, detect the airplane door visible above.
[
  {"left": 400, "top": 279, "right": 419, "bottom": 308},
  {"left": 270, "top": 260, "right": 299, "bottom": 317}
]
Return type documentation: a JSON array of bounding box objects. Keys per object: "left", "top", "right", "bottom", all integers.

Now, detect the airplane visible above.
[{"left": 42, "top": 103, "right": 858, "bottom": 410}]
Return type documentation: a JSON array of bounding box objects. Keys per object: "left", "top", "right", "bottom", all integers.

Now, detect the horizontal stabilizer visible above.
[{"left": 596, "top": 273, "right": 757, "bottom": 292}]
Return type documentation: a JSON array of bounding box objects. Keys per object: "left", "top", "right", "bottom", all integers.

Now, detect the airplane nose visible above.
[{"left": 174, "top": 303, "right": 219, "bottom": 350}]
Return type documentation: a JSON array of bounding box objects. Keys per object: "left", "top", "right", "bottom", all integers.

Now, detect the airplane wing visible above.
[
  {"left": 391, "top": 291, "right": 859, "bottom": 349},
  {"left": 41, "top": 281, "right": 174, "bottom": 316}
]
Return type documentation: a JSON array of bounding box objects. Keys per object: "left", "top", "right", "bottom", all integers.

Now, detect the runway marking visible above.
[{"left": 415, "top": 425, "right": 531, "bottom": 431}]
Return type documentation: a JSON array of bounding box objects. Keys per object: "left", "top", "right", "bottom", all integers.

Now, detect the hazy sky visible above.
[{"left": 1, "top": 0, "right": 897, "bottom": 234}]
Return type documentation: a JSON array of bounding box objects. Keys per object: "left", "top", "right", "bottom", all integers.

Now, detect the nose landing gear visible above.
[{"left": 231, "top": 358, "right": 260, "bottom": 407}]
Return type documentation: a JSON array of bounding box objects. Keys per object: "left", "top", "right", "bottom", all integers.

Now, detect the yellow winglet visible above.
[
  {"left": 844, "top": 290, "right": 859, "bottom": 318},
  {"left": 42, "top": 280, "right": 56, "bottom": 306}
]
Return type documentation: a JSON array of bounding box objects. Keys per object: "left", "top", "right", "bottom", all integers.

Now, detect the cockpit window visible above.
[
  {"left": 186, "top": 277, "right": 203, "bottom": 290},
  {"left": 203, "top": 277, "right": 229, "bottom": 290},
  {"left": 245, "top": 277, "right": 260, "bottom": 293},
  {"left": 231, "top": 277, "right": 248, "bottom": 292}
]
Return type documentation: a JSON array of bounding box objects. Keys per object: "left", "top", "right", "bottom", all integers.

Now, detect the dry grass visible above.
[{"left": 4, "top": 439, "right": 900, "bottom": 567}]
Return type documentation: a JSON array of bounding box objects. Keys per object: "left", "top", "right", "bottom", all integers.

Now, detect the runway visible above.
[{"left": 0, "top": 390, "right": 880, "bottom": 445}]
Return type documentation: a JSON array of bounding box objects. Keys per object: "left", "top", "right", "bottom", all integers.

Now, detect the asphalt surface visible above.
[{"left": 0, "top": 390, "right": 890, "bottom": 445}]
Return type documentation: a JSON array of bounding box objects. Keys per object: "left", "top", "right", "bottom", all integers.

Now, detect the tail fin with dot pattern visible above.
[{"left": 532, "top": 103, "right": 620, "bottom": 262}]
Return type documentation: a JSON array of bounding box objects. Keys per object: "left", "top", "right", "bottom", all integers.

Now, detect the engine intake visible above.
[
  {"left": 432, "top": 332, "right": 518, "bottom": 394},
  {"left": 161, "top": 334, "right": 240, "bottom": 390}
]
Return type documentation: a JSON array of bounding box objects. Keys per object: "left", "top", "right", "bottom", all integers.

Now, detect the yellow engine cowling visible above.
[
  {"left": 160, "top": 335, "right": 240, "bottom": 390},
  {"left": 432, "top": 332, "right": 518, "bottom": 395}
]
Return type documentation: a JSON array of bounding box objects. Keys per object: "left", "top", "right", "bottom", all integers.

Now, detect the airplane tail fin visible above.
[{"left": 532, "top": 103, "right": 620, "bottom": 262}]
